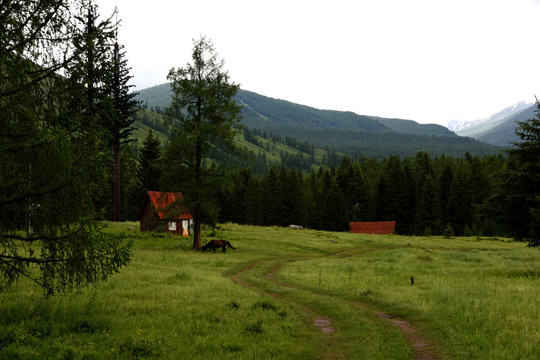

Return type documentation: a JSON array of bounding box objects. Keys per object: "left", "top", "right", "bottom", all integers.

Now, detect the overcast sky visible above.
[{"left": 97, "top": 0, "right": 540, "bottom": 126}]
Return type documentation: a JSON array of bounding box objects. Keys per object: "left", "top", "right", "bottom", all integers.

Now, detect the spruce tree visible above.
[
  {"left": 230, "top": 168, "right": 251, "bottom": 224},
  {"left": 437, "top": 163, "right": 454, "bottom": 226},
  {"left": 381, "top": 155, "right": 406, "bottom": 232},
  {"left": 107, "top": 37, "right": 137, "bottom": 222},
  {"left": 320, "top": 170, "right": 349, "bottom": 231},
  {"left": 244, "top": 176, "right": 264, "bottom": 226},
  {"left": 305, "top": 169, "right": 321, "bottom": 229},
  {"left": 286, "top": 168, "right": 306, "bottom": 226},
  {"left": 447, "top": 167, "right": 473, "bottom": 236},
  {"left": 348, "top": 161, "right": 369, "bottom": 222},
  {"left": 401, "top": 161, "right": 417, "bottom": 234},
  {"left": 498, "top": 99, "right": 540, "bottom": 245},
  {"left": 415, "top": 175, "right": 438, "bottom": 235},
  {"left": 263, "top": 166, "right": 280, "bottom": 226},
  {"left": 129, "top": 130, "right": 162, "bottom": 213}
]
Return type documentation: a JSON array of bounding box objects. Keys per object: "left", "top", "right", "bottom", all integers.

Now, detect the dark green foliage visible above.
[
  {"left": 218, "top": 150, "right": 520, "bottom": 236},
  {"left": 444, "top": 223, "right": 454, "bottom": 238},
  {"left": 229, "top": 168, "right": 252, "bottom": 224},
  {"left": 106, "top": 39, "right": 137, "bottom": 222},
  {"left": 66, "top": 2, "right": 116, "bottom": 127},
  {"left": 415, "top": 175, "right": 439, "bottom": 235},
  {"left": 236, "top": 89, "right": 386, "bottom": 131},
  {"left": 244, "top": 175, "right": 264, "bottom": 225},
  {"left": 400, "top": 162, "right": 417, "bottom": 234},
  {"left": 377, "top": 118, "right": 456, "bottom": 136},
  {"left": 136, "top": 84, "right": 502, "bottom": 158},
  {"left": 376, "top": 156, "right": 407, "bottom": 231},
  {"left": 495, "top": 100, "right": 540, "bottom": 246},
  {"left": 0, "top": 0, "right": 133, "bottom": 295},
  {"left": 105, "top": 41, "right": 138, "bottom": 148},
  {"left": 129, "top": 100, "right": 518, "bottom": 237},
  {"left": 237, "top": 125, "right": 499, "bottom": 159},
  {"left": 131, "top": 109, "right": 170, "bottom": 139},
  {"left": 447, "top": 168, "right": 473, "bottom": 236},
  {"left": 166, "top": 36, "right": 242, "bottom": 250},
  {"left": 320, "top": 171, "right": 349, "bottom": 231},
  {"left": 245, "top": 320, "right": 264, "bottom": 334},
  {"left": 263, "top": 167, "right": 281, "bottom": 226},
  {"left": 128, "top": 130, "right": 162, "bottom": 217},
  {"left": 137, "top": 130, "right": 163, "bottom": 191},
  {"left": 120, "top": 144, "right": 141, "bottom": 220}
]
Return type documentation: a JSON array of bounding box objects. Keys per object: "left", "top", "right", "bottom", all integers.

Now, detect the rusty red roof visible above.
[
  {"left": 147, "top": 191, "right": 192, "bottom": 220},
  {"left": 350, "top": 221, "right": 396, "bottom": 235}
]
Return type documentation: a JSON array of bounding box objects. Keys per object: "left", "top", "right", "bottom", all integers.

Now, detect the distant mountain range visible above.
[
  {"left": 135, "top": 83, "right": 502, "bottom": 157},
  {"left": 449, "top": 101, "right": 536, "bottom": 147}
]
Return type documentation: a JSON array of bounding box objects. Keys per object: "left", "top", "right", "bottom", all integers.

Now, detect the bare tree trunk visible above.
[
  {"left": 113, "top": 143, "right": 121, "bottom": 222},
  {"left": 193, "top": 134, "right": 202, "bottom": 250},
  {"left": 194, "top": 208, "right": 201, "bottom": 250}
]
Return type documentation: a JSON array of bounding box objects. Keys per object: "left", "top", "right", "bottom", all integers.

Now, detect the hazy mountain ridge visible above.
[
  {"left": 134, "top": 83, "right": 501, "bottom": 157},
  {"left": 136, "top": 83, "right": 456, "bottom": 136}
]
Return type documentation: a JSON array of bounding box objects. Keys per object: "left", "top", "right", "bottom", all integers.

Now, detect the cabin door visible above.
[{"left": 181, "top": 220, "right": 190, "bottom": 236}]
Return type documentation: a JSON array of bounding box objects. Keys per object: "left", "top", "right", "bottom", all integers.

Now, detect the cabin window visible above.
[{"left": 168, "top": 221, "right": 177, "bottom": 231}]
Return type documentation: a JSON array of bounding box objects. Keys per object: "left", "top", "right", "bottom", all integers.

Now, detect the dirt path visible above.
[
  {"left": 229, "top": 247, "right": 441, "bottom": 360},
  {"left": 376, "top": 312, "right": 438, "bottom": 360}
]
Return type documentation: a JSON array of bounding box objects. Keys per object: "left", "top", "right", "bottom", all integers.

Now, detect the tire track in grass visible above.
[
  {"left": 231, "top": 246, "right": 441, "bottom": 360},
  {"left": 273, "top": 248, "right": 441, "bottom": 360},
  {"left": 375, "top": 312, "right": 438, "bottom": 360},
  {"left": 231, "top": 258, "right": 338, "bottom": 333},
  {"left": 231, "top": 257, "right": 345, "bottom": 359},
  {"left": 230, "top": 260, "right": 262, "bottom": 288}
]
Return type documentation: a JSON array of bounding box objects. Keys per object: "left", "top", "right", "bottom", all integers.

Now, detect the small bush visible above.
[
  {"left": 226, "top": 301, "right": 239, "bottom": 310},
  {"left": 245, "top": 320, "right": 264, "bottom": 334},
  {"left": 222, "top": 344, "right": 243, "bottom": 353},
  {"left": 444, "top": 223, "right": 454, "bottom": 239},
  {"left": 119, "top": 338, "right": 154, "bottom": 359},
  {"left": 252, "top": 301, "right": 278, "bottom": 311},
  {"left": 70, "top": 320, "right": 105, "bottom": 334}
]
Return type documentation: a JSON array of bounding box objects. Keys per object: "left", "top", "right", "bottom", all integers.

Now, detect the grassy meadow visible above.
[{"left": 1, "top": 223, "right": 539, "bottom": 359}]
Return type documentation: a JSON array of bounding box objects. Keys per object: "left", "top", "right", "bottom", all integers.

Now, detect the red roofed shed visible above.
[
  {"left": 350, "top": 221, "right": 396, "bottom": 235},
  {"left": 139, "top": 191, "right": 193, "bottom": 236}
]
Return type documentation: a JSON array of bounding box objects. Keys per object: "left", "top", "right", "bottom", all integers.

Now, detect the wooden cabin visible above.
[
  {"left": 350, "top": 221, "right": 396, "bottom": 235},
  {"left": 139, "top": 191, "right": 193, "bottom": 236}
]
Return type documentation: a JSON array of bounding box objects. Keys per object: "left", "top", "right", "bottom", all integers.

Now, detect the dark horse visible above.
[{"left": 201, "top": 240, "right": 237, "bottom": 253}]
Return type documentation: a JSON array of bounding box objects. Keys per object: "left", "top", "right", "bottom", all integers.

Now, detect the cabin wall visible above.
[{"left": 139, "top": 192, "right": 193, "bottom": 236}]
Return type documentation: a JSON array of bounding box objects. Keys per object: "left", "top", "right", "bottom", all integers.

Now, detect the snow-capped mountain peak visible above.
[{"left": 448, "top": 101, "right": 532, "bottom": 133}]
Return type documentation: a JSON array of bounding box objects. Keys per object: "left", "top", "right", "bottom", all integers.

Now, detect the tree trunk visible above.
[
  {"left": 193, "top": 137, "right": 202, "bottom": 250},
  {"left": 113, "top": 143, "right": 121, "bottom": 222}
]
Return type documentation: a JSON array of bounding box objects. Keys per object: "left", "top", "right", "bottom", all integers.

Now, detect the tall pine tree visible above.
[
  {"left": 107, "top": 34, "right": 137, "bottom": 222},
  {"left": 129, "top": 130, "right": 162, "bottom": 214},
  {"left": 167, "top": 36, "right": 242, "bottom": 250}
]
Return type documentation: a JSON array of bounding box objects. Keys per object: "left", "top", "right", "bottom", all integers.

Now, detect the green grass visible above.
[{"left": 1, "top": 223, "right": 538, "bottom": 359}]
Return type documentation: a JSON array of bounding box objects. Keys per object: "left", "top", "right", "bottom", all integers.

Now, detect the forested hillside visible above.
[
  {"left": 129, "top": 108, "right": 343, "bottom": 174},
  {"left": 135, "top": 83, "right": 502, "bottom": 158}
]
